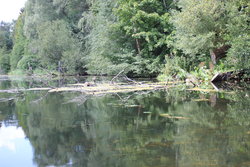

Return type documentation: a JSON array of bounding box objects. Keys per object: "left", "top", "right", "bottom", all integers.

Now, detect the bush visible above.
[
  {"left": 0, "top": 48, "right": 10, "bottom": 74},
  {"left": 190, "top": 66, "right": 212, "bottom": 82},
  {"left": 226, "top": 34, "right": 250, "bottom": 70},
  {"left": 0, "top": 54, "right": 10, "bottom": 74},
  {"left": 161, "top": 56, "right": 188, "bottom": 80},
  {"left": 17, "top": 55, "right": 40, "bottom": 71}
]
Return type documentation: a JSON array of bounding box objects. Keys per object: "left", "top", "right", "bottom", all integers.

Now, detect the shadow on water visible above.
[{"left": 0, "top": 76, "right": 249, "bottom": 167}]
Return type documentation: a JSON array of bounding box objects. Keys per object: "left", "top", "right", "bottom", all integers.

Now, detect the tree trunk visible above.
[
  {"left": 135, "top": 38, "right": 141, "bottom": 54},
  {"left": 163, "top": 0, "right": 167, "bottom": 9},
  {"left": 210, "top": 45, "right": 230, "bottom": 64},
  {"left": 210, "top": 49, "right": 217, "bottom": 65},
  {"left": 133, "top": 28, "right": 141, "bottom": 55}
]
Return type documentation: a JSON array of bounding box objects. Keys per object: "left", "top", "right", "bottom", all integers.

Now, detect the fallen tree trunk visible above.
[
  {"left": 211, "top": 69, "right": 250, "bottom": 82},
  {"left": 48, "top": 81, "right": 183, "bottom": 95}
]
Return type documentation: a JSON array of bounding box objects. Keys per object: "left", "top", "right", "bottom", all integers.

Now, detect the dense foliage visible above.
[
  {"left": 0, "top": 21, "right": 12, "bottom": 73},
  {"left": 0, "top": 0, "right": 248, "bottom": 78},
  {"left": 172, "top": 0, "right": 249, "bottom": 65}
]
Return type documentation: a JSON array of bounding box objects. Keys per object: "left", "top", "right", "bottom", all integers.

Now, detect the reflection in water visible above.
[
  {"left": 0, "top": 76, "right": 249, "bottom": 167},
  {"left": 0, "top": 125, "right": 34, "bottom": 167},
  {"left": 0, "top": 126, "right": 25, "bottom": 151}
]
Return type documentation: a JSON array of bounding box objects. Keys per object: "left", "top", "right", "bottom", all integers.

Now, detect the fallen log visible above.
[
  {"left": 0, "top": 88, "right": 52, "bottom": 94},
  {"left": 48, "top": 81, "right": 184, "bottom": 94},
  {"left": 211, "top": 69, "right": 250, "bottom": 83}
]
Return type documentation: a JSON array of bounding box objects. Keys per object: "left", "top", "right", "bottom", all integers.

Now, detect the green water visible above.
[{"left": 0, "top": 76, "right": 249, "bottom": 167}]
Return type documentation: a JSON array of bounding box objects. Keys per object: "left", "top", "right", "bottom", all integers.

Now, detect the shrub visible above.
[{"left": 17, "top": 55, "right": 40, "bottom": 71}]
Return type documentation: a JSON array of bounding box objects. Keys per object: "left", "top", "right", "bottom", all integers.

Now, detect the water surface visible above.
[{"left": 0, "top": 76, "right": 249, "bottom": 167}]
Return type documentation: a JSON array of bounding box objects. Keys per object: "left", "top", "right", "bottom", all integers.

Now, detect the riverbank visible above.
[{"left": 2, "top": 67, "right": 250, "bottom": 95}]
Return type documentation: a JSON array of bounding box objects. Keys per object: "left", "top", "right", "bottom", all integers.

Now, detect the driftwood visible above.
[
  {"left": 159, "top": 113, "right": 189, "bottom": 120},
  {"left": 211, "top": 71, "right": 233, "bottom": 82},
  {"left": 49, "top": 81, "right": 183, "bottom": 95},
  {"left": 0, "top": 80, "right": 183, "bottom": 98},
  {"left": 0, "top": 88, "right": 52, "bottom": 94},
  {"left": 211, "top": 69, "right": 250, "bottom": 83},
  {"left": 110, "top": 68, "right": 139, "bottom": 84},
  {"left": 110, "top": 69, "right": 125, "bottom": 84}
]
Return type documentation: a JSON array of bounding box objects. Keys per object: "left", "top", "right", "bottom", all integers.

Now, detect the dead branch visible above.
[{"left": 110, "top": 69, "right": 125, "bottom": 84}]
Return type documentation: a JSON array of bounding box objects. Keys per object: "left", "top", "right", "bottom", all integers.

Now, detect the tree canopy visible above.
[
  {"left": 0, "top": 0, "right": 248, "bottom": 79},
  {"left": 172, "top": 0, "right": 249, "bottom": 65}
]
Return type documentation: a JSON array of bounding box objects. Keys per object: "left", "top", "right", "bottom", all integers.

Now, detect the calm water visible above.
[{"left": 0, "top": 76, "right": 249, "bottom": 167}]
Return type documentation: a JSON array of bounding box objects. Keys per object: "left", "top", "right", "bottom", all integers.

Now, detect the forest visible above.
[{"left": 0, "top": 0, "right": 249, "bottom": 80}]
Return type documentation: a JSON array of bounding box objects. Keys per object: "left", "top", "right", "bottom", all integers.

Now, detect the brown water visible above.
[{"left": 0, "top": 76, "right": 249, "bottom": 167}]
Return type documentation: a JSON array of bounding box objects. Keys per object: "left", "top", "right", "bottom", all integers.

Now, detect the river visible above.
[{"left": 0, "top": 76, "right": 249, "bottom": 167}]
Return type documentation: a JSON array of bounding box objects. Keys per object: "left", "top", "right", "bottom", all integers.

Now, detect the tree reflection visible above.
[
  {"left": 5, "top": 86, "right": 250, "bottom": 167},
  {"left": 167, "top": 89, "right": 250, "bottom": 167}
]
